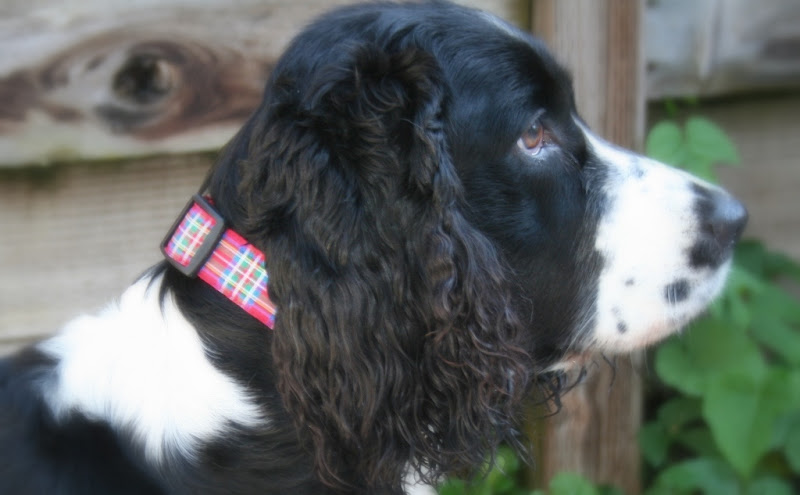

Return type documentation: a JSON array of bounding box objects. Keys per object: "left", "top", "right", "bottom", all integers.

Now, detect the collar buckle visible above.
[{"left": 161, "top": 194, "right": 227, "bottom": 277}]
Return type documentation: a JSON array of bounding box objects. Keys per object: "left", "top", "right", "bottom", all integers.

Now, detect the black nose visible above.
[
  {"left": 708, "top": 188, "right": 748, "bottom": 249},
  {"left": 690, "top": 184, "right": 748, "bottom": 268}
]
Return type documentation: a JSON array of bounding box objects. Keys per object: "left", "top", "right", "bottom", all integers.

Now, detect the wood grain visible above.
[
  {"left": 530, "top": 1, "right": 644, "bottom": 493},
  {"left": 0, "top": 153, "right": 213, "bottom": 345},
  {"left": 646, "top": 0, "right": 800, "bottom": 98},
  {"left": 0, "top": 3, "right": 283, "bottom": 166},
  {"left": 2, "top": 0, "right": 800, "bottom": 166},
  {"left": 0, "top": 0, "right": 524, "bottom": 167}
]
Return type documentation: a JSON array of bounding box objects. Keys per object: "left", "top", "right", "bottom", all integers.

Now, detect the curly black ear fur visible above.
[{"left": 236, "top": 43, "right": 531, "bottom": 491}]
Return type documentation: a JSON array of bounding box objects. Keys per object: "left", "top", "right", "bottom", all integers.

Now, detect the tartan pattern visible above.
[
  {"left": 163, "top": 199, "right": 276, "bottom": 329},
  {"left": 197, "top": 230, "right": 276, "bottom": 328},
  {"left": 163, "top": 203, "right": 216, "bottom": 267}
]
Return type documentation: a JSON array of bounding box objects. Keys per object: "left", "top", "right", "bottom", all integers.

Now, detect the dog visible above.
[{"left": 0, "top": 2, "right": 747, "bottom": 494}]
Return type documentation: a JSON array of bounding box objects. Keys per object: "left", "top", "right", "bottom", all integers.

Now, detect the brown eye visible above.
[{"left": 517, "top": 122, "right": 545, "bottom": 155}]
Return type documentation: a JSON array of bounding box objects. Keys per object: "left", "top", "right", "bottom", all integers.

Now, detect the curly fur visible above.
[{"left": 217, "top": 42, "right": 532, "bottom": 489}]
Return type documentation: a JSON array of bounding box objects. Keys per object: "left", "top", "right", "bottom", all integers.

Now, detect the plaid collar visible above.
[{"left": 161, "top": 195, "right": 276, "bottom": 328}]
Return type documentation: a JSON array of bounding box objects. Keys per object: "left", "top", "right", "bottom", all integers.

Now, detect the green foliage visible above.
[
  {"left": 439, "top": 115, "right": 800, "bottom": 494},
  {"left": 645, "top": 116, "right": 740, "bottom": 182},
  {"left": 437, "top": 447, "right": 535, "bottom": 495},
  {"left": 437, "top": 448, "right": 622, "bottom": 495},
  {"left": 531, "top": 473, "right": 623, "bottom": 495},
  {"left": 640, "top": 117, "right": 800, "bottom": 493}
]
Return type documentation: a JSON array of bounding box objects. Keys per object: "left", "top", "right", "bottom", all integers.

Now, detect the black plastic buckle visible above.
[{"left": 160, "top": 194, "right": 226, "bottom": 277}]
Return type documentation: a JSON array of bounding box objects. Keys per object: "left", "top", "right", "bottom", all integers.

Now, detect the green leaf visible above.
[
  {"left": 496, "top": 446, "right": 521, "bottom": 473},
  {"left": 685, "top": 116, "right": 741, "bottom": 168},
  {"left": 782, "top": 410, "right": 800, "bottom": 472},
  {"left": 648, "top": 457, "right": 739, "bottom": 495},
  {"left": 657, "top": 397, "right": 703, "bottom": 430},
  {"left": 597, "top": 487, "right": 624, "bottom": 495},
  {"left": 702, "top": 375, "right": 767, "bottom": 477},
  {"left": 751, "top": 285, "right": 800, "bottom": 324},
  {"left": 655, "top": 338, "right": 705, "bottom": 396},
  {"left": 750, "top": 314, "right": 800, "bottom": 366},
  {"left": 763, "top": 251, "right": 800, "bottom": 282},
  {"left": 749, "top": 286, "right": 800, "bottom": 366},
  {"left": 438, "top": 479, "right": 467, "bottom": 495},
  {"left": 640, "top": 397, "right": 705, "bottom": 466},
  {"left": 732, "top": 240, "right": 800, "bottom": 283},
  {"left": 485, "top": 447, "right": 522, "bottom": 493},
  {"left": 645, "top": 121, "right": 685, "bottom": 167},
  {"left": 655, "top": 318, "right": 766, "bottom": 396},
  {"left": 639, "top": 423, "right": 670, "bottom": 467},
  {"left": 675, "top": 427, "right": 720, "bottom": 458},
  {"left": 663, "top": 99, "right": 680, "bottom": 118},
  {"left": 732, "top": 240, "right": 770, "bottom": 276},
  {"left": 664, "top": 116, "right": 737, "bottom": 181},
  {"left": 702, "top": 369, "right": 799, "bottom": 478},
  {"left": 645, "top": 116, "right": 741, "bottom": 181},
  {"left": 721, "top": 262, "right": 768, "bottom": 299},
  {"left": 548, "top": 473, "right": 599, "bottom": 495},
  {"left": 744, "top": 476, "right": 793, "bottom": 495},
  {"left": 709, "top": 264, "right": 769, "bottom": 331}
]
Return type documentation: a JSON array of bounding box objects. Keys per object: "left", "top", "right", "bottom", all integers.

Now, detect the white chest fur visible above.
[{"left": 38, "top": 275, "right": 264, "bottom": 463}]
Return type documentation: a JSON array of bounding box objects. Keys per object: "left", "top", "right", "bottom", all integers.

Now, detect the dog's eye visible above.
[{"left": 517, "top": 122, "right": 546, "bottom": 155}]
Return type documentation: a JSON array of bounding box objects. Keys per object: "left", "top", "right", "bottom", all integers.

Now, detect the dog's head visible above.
[{"left": 205, "top": 1, "right": 746, "bottom": 490}]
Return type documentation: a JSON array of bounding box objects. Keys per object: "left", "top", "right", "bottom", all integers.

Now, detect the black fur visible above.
[{"left": 0, "top": 349, "right": 164, "bottom": 494}]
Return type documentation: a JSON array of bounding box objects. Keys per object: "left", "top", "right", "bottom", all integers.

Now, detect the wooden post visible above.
[{"left": 529, "top": 1, "right": 645, "bottom": 493}]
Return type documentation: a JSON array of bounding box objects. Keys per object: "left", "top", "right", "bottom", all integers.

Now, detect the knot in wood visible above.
[{"left": 113, "top": 53, "right": 173, "bottom": 105}]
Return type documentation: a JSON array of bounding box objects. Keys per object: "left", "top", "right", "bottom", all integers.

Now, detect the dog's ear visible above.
[{"left": 238, "top": 43, "right": 531, "bottom": 490}]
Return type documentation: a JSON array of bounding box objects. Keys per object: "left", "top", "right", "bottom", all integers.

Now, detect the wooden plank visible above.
[
  {"left": 0, "top": 0, "right": 525, "bottom": 167},
  {"left": 0, "top": 1, "right": 331, "bottom": 166},
  {"left": 2, "top": 0, "right": 799, "bottom": 166},
  {"left": 0, "top": 153, "right": 212, "bottom": 350},
  {"left": 530, "top": 1, "right": 644, "bottom": 493},
  {"left": 646, "top": 0, "right": 800, "bottom": 98}
]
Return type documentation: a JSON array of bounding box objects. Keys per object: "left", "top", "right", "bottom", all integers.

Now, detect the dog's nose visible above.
[
  {"left": 689, "top": 185, "right": 748, "bottom": 269},
  {"left": 706, "top": 188, "right": 748, "bottom": 250}
]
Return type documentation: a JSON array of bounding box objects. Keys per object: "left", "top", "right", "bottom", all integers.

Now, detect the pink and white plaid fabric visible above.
[{"left": 163, "top": 200, "right": 276, "bottom": 328}]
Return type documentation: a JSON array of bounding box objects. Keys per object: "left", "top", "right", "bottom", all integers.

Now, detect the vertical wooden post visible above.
[{"left": 529, "top": 1, "right": 645, "bottom": 493}]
